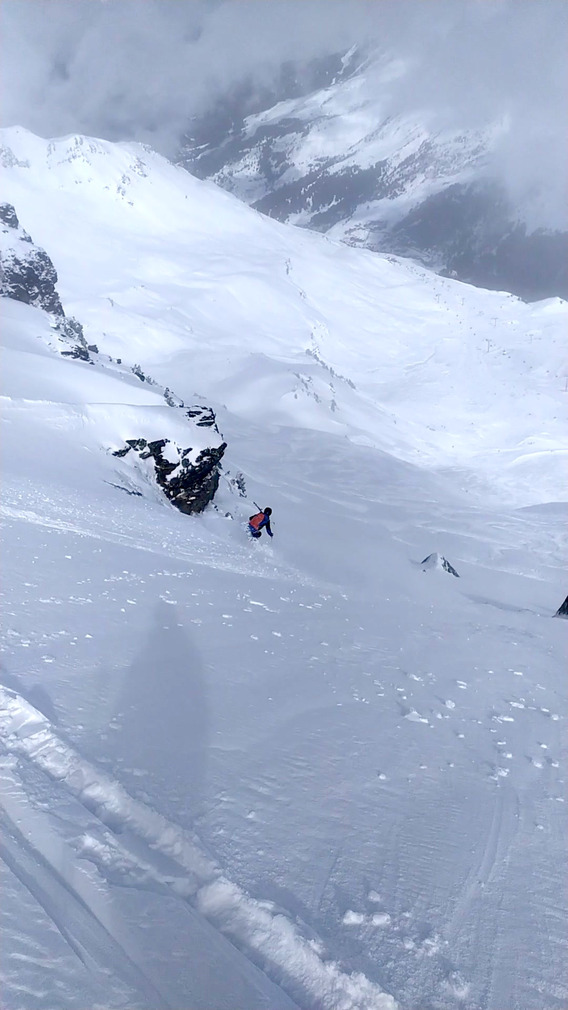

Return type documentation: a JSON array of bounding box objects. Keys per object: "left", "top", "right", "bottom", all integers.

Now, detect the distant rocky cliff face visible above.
[
  {"left": 0, "top": 201, "right": 226, "bottom": 516},
  {"left": 179, "top": 52, "right": 568, "bottom": 303},
  {"left": 0, "top": 202, "right": 64, "bottom": 315},
  {"left": 0, "top": 201, "right": 90, "bottom": 356}
]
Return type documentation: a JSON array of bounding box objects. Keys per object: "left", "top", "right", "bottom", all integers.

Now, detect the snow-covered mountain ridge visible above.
[
  {"left": 2, "top": 126, "right": 566, "bottom": 508},
  {"left": 184, "top": 51, "right": 492, "bottom": 216},
  {"left": 0, "top": 198, "right": 228, "bottom": 515},
  {"left": 1, "top": 127, "right": 566, "bottom": 1010},
  {"left": 181, "top": 49, "right": 568, "bottom": 302}
]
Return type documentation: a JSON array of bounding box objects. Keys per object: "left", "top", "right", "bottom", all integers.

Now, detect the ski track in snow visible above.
[
  {"left": 0, "top": 481, "right": 318, "bottom": 587},
  {"left": 0, "top": 793, "right": 172, "bottom": 1008},
  {"left": 0, "top": 685, "right": 396, "bottom": 1010}
]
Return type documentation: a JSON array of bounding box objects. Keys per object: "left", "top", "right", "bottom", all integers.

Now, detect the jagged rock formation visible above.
[
  {"left": 0, "top": 201, "right": 89, "bottom": 357},
  {"left": 0, "top": 202, "right": 63, "bottom": 315},
  {"left": 113, "top": 410, "right": 227, "bottom": 515},
  {"left": 554, "top": 595, "right": 568, "bottom": 618},
  {"left": 185, "top": 405, "right": 219, "bottom": 429},
  {"left": 0, "top": 203, "right": 19, "bottom": 229},
  {"left": 1, "top": 200, "right": 227, "bottom": 516},
  {"left": 420, "top": 553, "right": 460, "bottom": 578}
]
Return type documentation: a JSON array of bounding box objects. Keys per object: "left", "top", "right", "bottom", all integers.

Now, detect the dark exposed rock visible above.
[
  {"left": 169, "top": 444, "right": 227, "bottom": 514},
  {"left": 104, "top": 480, "right": 143, "bottom": 497},
  {"left": 186, "top": 405, "right": 218, "bottom": 429},
  {"left": 1, "top": 203, "right": 93, "bottom": 360},
  {"left": 1, "top": 201, "right": 63, "bottom": 314},
  {"left": 164, "top": 386, "right": 183, "bottom": 408},
  {"left": 1, "top": 241, "right": 64, "bottom": 315},
  {"left": 0, "top": 202, "right": 20, "bottom": 229},
  {"left": 130, "top": 364, "right": 157, "bottom": 385},
  {"left": 61, "top": 345, "right": 90, "bottom": 361},
  {"left": 554, "top": 595, "right": 568, "bottom": 618},
  {"left": 113, "top": 432, "right": 226, "bottom": 515}
]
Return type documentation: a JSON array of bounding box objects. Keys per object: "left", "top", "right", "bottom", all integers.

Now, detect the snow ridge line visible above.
[{"left": 0, "top": 686, "right": 397, "bottom": 1010}]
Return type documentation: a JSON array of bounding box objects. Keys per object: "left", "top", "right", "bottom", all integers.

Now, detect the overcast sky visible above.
[{"left": 1, "top": 0, "right": 566, "bottom": 228}]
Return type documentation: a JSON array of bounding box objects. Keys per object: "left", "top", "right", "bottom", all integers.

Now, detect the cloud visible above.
[
  {"left": 1, "top": 0, "right": 566, "bottom": 228},
  {"left": 0, "top": 0, "right": 382, "bottom": 148},
  {"left": 371, "top": 0, "right": 568, "bottom": 228}
]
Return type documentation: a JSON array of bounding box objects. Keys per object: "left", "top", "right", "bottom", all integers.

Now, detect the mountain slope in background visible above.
[
  {"left": 180, "top": 48, "right": 568, "bottom": 302},
  {"left": 0, "top": 127, "right": 566, "bottom": 1010},
  {"left": 2, "top": 127, "right": 566, "bottom": 506}
]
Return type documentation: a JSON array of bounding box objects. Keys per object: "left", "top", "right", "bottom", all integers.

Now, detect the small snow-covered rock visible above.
[
  {"left": 420, "top": 552, "right": 460, "bottom": 577},
  {"left": 0, "top": 202, "right": 20, "bottom": 229}
]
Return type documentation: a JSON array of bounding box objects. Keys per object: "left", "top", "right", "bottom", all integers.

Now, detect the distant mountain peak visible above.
[{"left": 178, "top": 49, "right": 568, "bottom": 302}]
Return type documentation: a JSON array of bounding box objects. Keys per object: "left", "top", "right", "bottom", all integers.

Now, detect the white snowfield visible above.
[{"left": 0, "top": 126, "right": 566, "bottom": 1010}]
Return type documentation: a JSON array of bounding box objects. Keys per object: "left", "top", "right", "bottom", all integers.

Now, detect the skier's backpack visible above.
[{"left": 249, "top": 512, "right": 265, "bottom": 530}]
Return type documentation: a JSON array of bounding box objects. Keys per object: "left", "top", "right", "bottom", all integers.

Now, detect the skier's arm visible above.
[{"left": 265, "top": 519, "right": 273, "bottom": 537}]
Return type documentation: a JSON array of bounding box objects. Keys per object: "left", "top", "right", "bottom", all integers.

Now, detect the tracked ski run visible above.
[{"left": 0, "top": 684, "right": 397, "bottom": 1010}]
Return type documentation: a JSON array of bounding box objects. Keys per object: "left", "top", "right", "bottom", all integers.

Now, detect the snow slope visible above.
[
  {"left": 2, "top": 127, "right": 566, "bottom": 507},
  {"left": 1, "top": 127, "right": 567, "bottom": 1010}
]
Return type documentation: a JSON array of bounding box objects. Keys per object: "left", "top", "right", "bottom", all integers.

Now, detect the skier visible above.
[{"left": 248, "top": 507, "right": 273, "bottom": 540}]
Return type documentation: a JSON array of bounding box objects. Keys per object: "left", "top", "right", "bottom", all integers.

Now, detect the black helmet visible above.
[{"left": 263, "top": 507, "right": 272, "bottom": 515}]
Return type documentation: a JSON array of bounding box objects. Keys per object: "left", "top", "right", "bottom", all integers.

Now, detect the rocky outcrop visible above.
[
  {"left": 0, "top": 201, "right": 89, "bottom": 355},
  {"left": 0, "top": 202, "right": 64, "bottom": 315},
  {"left": 1, "top": 201, "right": 227, "bottom": 516},
  {"left": 113, "top": 406, "right": 227, "bottom": 515},
  {"left": 420, "top": 553, "right": 460, "bottom": 577},
  {"left": 0, "top": 203, "right": 19, "bottom": 229},
  {"left": 185, "top": 405, "right": 219, "bottom": 429}
]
